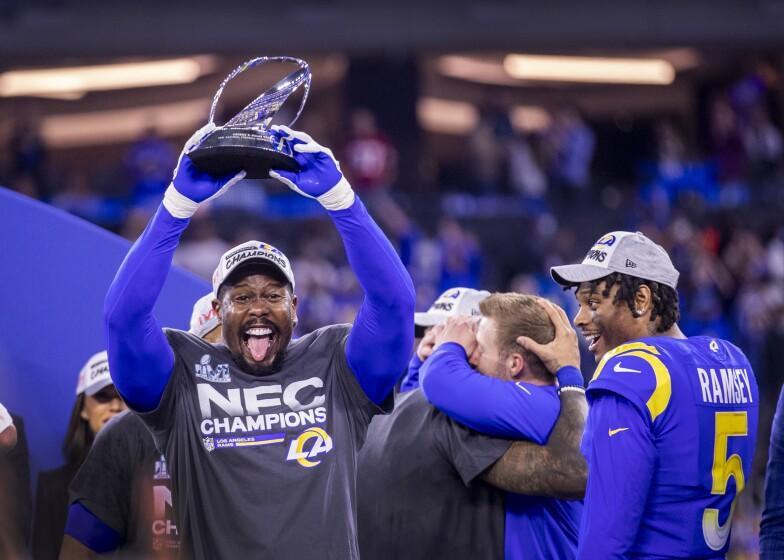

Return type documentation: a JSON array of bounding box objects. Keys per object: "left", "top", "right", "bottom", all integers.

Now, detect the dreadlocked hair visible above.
[{"left": 585, "top": 273, "right": 680, "bottom": 333}]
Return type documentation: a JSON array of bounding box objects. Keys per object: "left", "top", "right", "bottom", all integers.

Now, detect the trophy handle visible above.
[{"left": 208, "top": 57, "right": 311, "bottom": 129}]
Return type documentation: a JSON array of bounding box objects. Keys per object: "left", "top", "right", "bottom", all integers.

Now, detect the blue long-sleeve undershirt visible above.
[
  {"left": 399, "top": 353, "right": 423, "bottom": 393},
  {"left": 104, "top": 197, "right": 414, "bottom": 412},
  {"left": 65, "top": 502, "right": 120, "bottom": 553},
  {"left": 577, "top": 392, "right": 655, "bottom": 559},
  {"left": 329, "top": 198, "right": 415, "bottom": 404},
  {"left": 419, "top": 342, "right": 559, "bottom": 443}
]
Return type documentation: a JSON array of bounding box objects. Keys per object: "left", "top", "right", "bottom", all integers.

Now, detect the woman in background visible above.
[{"left": 31, "top": 351, "right": 125, "bottom": 560}]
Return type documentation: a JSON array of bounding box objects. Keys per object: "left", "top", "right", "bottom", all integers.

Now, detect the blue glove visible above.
[
  {"left": 162, "top": 124, "right": 246, "bottom": 218},
  {"left": 268, "top": 125, "right": 355, "bottom": 211}
]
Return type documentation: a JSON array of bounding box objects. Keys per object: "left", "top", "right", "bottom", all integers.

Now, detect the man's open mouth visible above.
[
  {"left": 243, "top": 326, "right": 276, "bottom": 362},
  {"left": 584, "top": 332, "right": 602, "bottom": 353}
]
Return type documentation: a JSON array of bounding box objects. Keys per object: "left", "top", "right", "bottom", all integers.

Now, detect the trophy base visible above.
[{"left": 189, "top": 127, "right": 299, "bottom": 180}]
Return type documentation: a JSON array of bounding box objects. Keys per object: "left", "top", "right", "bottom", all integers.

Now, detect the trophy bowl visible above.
[{"left": 189, "top": 57, "right": 311, "bottom": 179}]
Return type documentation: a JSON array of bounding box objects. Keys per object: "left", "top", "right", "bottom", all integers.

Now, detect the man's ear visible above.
[
  {"left": 212, "top": 297, "right": 221, "bottom": 315},
  {"left": 507, "top": 352, "right": 526, "bottom": 380},
  {"left": 291, "top": 294, "right": 299, "bottom": 329},
  {"left": 634, "top": 284, "right": 653, "bottom": 317}
]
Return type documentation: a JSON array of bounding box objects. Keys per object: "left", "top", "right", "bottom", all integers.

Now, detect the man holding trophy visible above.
[{"left": 100, "top": 58, "right": 415, "bottom": 559}]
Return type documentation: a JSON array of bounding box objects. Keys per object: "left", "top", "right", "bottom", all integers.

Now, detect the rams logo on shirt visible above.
[{"left": 286, "top": 427, "right": 333, "bottom": 468}]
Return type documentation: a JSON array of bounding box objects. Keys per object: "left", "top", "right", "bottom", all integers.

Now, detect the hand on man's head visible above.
[
  {"left": 516, "top": 298, "right": 580, "bottom": 374},
  {"left": 416, "top": 327, "right": 439, "bottom": 361},
  {"left": 433, "top": 316, "right": 478, "bottom": 357}
]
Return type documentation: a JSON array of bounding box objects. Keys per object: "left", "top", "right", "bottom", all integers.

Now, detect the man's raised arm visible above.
[
  {"left": 269, "top": 126, "right": 415, "bottom": 405},
  {"left": 104, "top": 126, "right": 244, "bottom": 412}
]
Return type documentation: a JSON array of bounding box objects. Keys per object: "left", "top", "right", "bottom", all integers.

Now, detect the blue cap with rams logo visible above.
[
  {"left": 550, "top": 231, "right": 679, "bottom": 289},
  {"left": 213, "top": 240, "right": 295, "bottom": 295}
]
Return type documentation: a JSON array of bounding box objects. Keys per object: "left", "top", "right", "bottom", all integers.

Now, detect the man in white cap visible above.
[
  {"left": 543, "top": 231, "right": 758, "bottom": 559},
  {"left": 103, "top": 124, "right": 414, "bottom": 559},
  {"left": 188, "top": 292, "right": 222, "bottom": 343},
  {"left": 400, "top": 287, "right": 490, "bottom": 392}
]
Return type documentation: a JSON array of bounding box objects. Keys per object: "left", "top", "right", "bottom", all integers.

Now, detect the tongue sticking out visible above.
[{"left": 247, "top": 336, "right": 272, "bottom": 362}]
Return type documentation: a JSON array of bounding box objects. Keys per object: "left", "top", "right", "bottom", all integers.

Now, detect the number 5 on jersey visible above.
[{"left": 702, "top": 411, "right": 747, "bottom": 551}]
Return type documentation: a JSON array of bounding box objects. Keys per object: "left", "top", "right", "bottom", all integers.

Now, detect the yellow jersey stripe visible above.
[{"left": 591, "top": 341, "right": 672, "bottom": 422}]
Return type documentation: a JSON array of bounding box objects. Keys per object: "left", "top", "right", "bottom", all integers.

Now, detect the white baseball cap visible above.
[
  {"left": 212, "top": 240, "right": 295, "bottom": 295},
  {"left": 189, "top": 293, "right": 221, "bottom": 338},
  {"left": 415, "top": 288, "right": 491, "bottom": 330},
  {"left": 76, "top": 351, "right": 114, "bottom": 396},
  {"left": 551, "top": 231, "right": 679, "bottom": 289}
]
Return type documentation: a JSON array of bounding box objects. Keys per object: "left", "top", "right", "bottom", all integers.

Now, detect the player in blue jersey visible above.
[
  {"left": 550, "top": 230, "right": 759, "bottom": 559},
  {"left": 419, "top": 293, "right": 584, "bottom": 559}
]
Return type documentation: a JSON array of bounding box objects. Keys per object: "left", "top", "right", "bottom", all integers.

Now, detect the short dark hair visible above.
[
  {"left": 217, "top": 262, "right": 293, "bottom": 301},
  {"left": 585, "top": 273, "right": 680, "bottom": 332},
  {"left": 62, "top": 394, "right": 94, "bottom": 467}
]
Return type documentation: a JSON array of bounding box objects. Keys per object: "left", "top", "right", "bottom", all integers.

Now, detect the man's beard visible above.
[{"left": 234, "top": 348, "right": 286, "bottom": 377}]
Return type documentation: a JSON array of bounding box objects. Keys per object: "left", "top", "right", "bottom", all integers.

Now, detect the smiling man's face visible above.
[
  {"left": 573, "top": 281, "right": 639, "bottom": 362},
  {"left": 216, "top": 273, "right": 297, "bottom": 376}
]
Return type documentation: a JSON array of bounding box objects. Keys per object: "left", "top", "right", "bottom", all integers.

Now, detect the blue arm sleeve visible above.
[
  {"left": 399, "top": 354, "right": 423, "bottom": 393},
  {"left": 577, "top": 391, "right": 655, "bottom": 560},
  {"left": 420, "top": 342, "right": 559, "bottom": 442},
  {"left": 64, "top": 502, "right": 121, "bottom": 554},
  {"left": 328, "top": 197, "right": 416, "bottom": 405},
  {"left": 104, "top": 204, "right": 188, "bottom": 411},
  {"left": 761, "top": 385, "right": 784, "bottom": 559}
]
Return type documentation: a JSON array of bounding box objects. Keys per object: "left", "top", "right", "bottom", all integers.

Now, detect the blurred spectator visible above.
[
  {"left": 711, "top": 95, "right": 747, "bottom": 184},
  {"left": 742, "top": 103, "right": 783, "bottom": 184},
  {"left": 710, "top": 95, "right": 750, "bottom": 206},
  {"left": 508, "top": 133, "right": 547, "bottom": 200},
  {"left": 124, "top": 126, "right": 176, "bottom": 209},
  {"left": 32, "top": 352, "right": 126, "bottom": 560},
  {"left": 543, "top": 108, "right": 595, "bottom": 202},
  {"left": 436, "top": 218, "right": 482, "bottom": 293},
  {"left": 174, "top": 214, "right": 231, "bottom": 280},
  {"left": 468, "top": 103, "right": 514, "bottom": 193},
  {"left": 8, "top": 117, "right": 48, "bottom": 199},
  {"left": 342, "top": 108, "right": 398, "bottom": 195}
]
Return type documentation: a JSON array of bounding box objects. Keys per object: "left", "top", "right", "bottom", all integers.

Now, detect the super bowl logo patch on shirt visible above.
[{"left": 195, "top": 354, "right": 231, "bottom": 383}]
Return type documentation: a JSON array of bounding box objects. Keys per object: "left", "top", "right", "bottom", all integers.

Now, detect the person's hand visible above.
[
  {"left": 517, "top": 298, "right": 581, "bottom": 374},
  {"left": 433, "top": 316, "right": 478, "bottom": 357},
  {"left": 268, "top": 126, "right": 355, "bottom": 211},
  {"left": 416, "top": 328, "right": 438, "bottom": 361},
  {"left": 162, "top": 124, "right": 247, "bottom": 218}
]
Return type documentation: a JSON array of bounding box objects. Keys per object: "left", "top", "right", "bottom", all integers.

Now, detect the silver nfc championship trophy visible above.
[{"left": 189, "top": 56, "right": 311, "bottom": 179}]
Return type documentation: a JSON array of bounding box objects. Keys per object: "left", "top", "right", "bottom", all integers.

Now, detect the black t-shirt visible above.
[
  {"left": 32, "top": 462, "right": 79, "bottom": 560},
  {"left": 69, "top": 410, "right": 179, "bottom": 557},
  {"left": 0, "top": 415, "right": 31, "bottom": 555},
  {"left": 136, "top": 326, "right": 383, "bottom": 559},
  {"left": 357, "top": 389, "right": 512, "bottom": 560}
]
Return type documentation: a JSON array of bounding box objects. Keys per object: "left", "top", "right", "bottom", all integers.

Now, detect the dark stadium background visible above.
[{"left": 2, "top": 2, "right": 783, "bottom": 557}]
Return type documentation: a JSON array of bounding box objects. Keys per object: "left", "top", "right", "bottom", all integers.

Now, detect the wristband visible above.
[
  {"left": 558, "top": 385, "right": 586, "bottom": 396},
  {"left": 318, "top": 176, "right": 355, "bottom": 211},
  {"left": 162, "top": 184, "right": 199, "bottom": 219},
  {"left": 556, "top": 365, "right": 584, "bottom": 389}
]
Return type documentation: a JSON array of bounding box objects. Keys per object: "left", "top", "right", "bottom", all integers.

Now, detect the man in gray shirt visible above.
[{"left": 104, "top": 126, "right": 415, "bottom": 558}]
